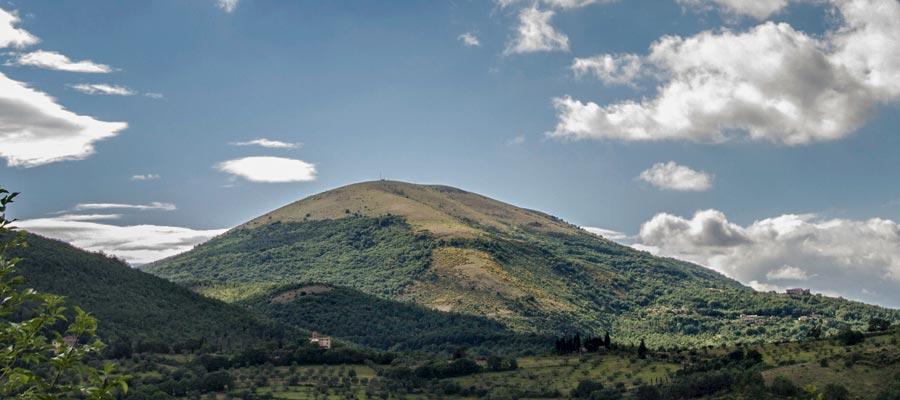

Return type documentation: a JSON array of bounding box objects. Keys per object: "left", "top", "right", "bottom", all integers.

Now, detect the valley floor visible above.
[{"left": 125, "top": 328, "right": 900, "bottom": 400}]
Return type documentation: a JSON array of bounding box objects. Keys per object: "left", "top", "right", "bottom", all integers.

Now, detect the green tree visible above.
[
  {"left": 635, "top": 384, "right": 661, "bottom": 400},
  {"left": 869, "top": 318, "right": 891, "bottom": 332},
  {"left": 638, "top": 339, "right": 648, "bottom": 359},
  {"left": 770, "top": 376, "right": 800, "bottom": 397},
  {"left": 836, "top": 328, "right": 865, "bottom": 346},
  {"left": 822, "top": 383, "right": 850, "bottom": 400},
  {"left": 877, "top": 380, "right": 900, "bottom": 400},
  {"left": 0, "top": 188, "right": 129, "bottom": 399},
  {"left": 572, "top": 380, "right": 604, "bottom": 399},
  {"left": 807, "top": 324, "right": 823, "bottom": 340}
]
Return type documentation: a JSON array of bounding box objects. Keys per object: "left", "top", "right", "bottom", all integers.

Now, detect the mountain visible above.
[
  {"left": 8, "top": 232, "right": 289, "bottom": 353},
  {"left": 146, "top": 180, "right": 900, "bottom": 348}
]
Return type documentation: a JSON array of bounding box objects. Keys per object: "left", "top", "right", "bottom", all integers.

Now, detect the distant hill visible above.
[
  {"left": 146, "top": 180, "right": 900, "bottom": 348},
  {"left": 9, "top": 232, "right": 289, "bottom": 353}
]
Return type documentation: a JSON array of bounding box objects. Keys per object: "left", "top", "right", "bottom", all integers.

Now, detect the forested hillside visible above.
[
  {"left": 239, "top": 283, "right": 550, "bottom": 354},
  {"left": 9, "top": 232, "right": 290, "bottom": 353},
  {"left": 147, "top": 181, "right": 900, "bottom": 348}
]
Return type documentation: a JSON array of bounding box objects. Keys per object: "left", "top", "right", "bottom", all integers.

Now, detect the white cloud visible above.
[
  {"left": 11, "top": 50, "right": 113, "bottom": 73},
  {"left": 230, "top": 138, "right": 302, "bottom": 149},
  {"left": 638, "top": 161, "right": 712, "bottom": 191},
  {"left": 69, "top": 83, "right": 135, "bottom": 96},
  {"left": 458, "top": 32, "right": 481, "bottom": 47},
  {"left": 216, "top": 156, "right": 317, "bottom": 183},
  {"left": 766, "top": 265, "right": 809, "bottom": 281},
  {"left": 677, "top": 0, "right": 790, "bottom": 20},
  {"left": 72, "top": 202, "right": 176, "bottom": 211},
  {"left": 497, "top": 0, "right": 610, "bottom": 9},
  {"left": 550, "top": 0, "right": 900, "bottom": 146},
  {"left": 0, "top": 8, "right": 126, "bottom": 167},
  {"left": 507, "top": 135, "right": 526, "bottom": 145},
  {"left": 130, "top": 174, "right": 160, "bottom": 181},
  {"left": 52, "top": 214, "right": 123, "bottom": 222},
  {"left": 583, "top": 226, "right": 630, "bottom": 240},
  {"left": 217, "top": 0, "right": 239, "bottom": 13},
  {"left": 748, "top": 280, "right": 786, "bottom": 293},
  {"left": 17, "top": 218, "right": 225, "bottom": 265},
  {"left": 0, "top": 72, "right": 127, "bottom": 167},
  {"left": 633, "top": 209, "right": 900, "bottom": 307},
  {"left": 144, "top": 92, "right": 164, "bottom": 99},
  {"left": 505, "top": 7, "right": 569, "bottom": 55},
  {"left": 0, "top": 8, "right": 38, "bottom": 48},
  {"left": 572, "top": 53, "right": 643, "bottom": 86}
]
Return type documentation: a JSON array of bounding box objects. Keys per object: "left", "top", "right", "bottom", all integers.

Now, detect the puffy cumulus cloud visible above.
[
  {"left": 505, "top": 7, "right": 569, "bottom": 55},
  {"left": 458, "top": 32, "right": 481, "bottom": 47},
  {"left": 638, "top": 161, "right": 712, "bottom": 191},
  {"left": 0, "top": 8, "right": 38, "bottom": 48},
  {"left": 550, "top": 0, "right": 900, "bottom": 146},
  {"left": 230, "top": 138, "right": 302, "bottom": 149},
  {"left": 216, "top": 156, "right": 317, "bottom": 183},
  {"left": 17, "top": 217, "right": 226, "bottom": 265},
  {"left": 633, "top": 209, "right": 900, "bottom": 307},
  {"left": 572, "top": 53, "right": 643, "bottom": 86},
  {"left": 68, "top": 83, "right": 135, "bottom": 96},
  {"left": 11, "top": 50, "right": 113, "bottom": 73},
  {"left": 217, "top": 0, "right": 239, "bottom": 13},
  {"left": 0, "top": 72, "right": 127, "bottom": 167},
  {"left": 677, "top": 0, "right": 790, "bottom": 20},
  {"left": 72, "top": 202, "right": 176, "bottom": 211}
]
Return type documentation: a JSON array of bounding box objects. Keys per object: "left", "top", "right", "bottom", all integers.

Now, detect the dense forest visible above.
[{"left": 7, "top": 232, "right": 291, "bottom": 353}]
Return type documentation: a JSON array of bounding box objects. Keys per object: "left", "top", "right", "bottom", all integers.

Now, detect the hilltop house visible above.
[
  {"left": 786, "top": 288, "right": 811, "bottom": 295},
  {"left": 309, "top": 331, "right": 332, "bottom": 350}
]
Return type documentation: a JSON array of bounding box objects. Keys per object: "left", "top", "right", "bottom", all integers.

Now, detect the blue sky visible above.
[{"left": 2, "top": 0, "right": 900, "bottom": 307}]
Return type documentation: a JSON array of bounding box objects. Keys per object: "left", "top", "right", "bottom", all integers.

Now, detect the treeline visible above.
[
  {"left": 120, "top": 343, "right": 397, "bottom": 399},
  {"left": 555, "top": 332, "right": 612, "bottom": 354}
]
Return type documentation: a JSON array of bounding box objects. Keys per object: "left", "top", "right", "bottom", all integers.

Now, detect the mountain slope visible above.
[
  {"left": 237, "top": 283, "right": 550, "bottom": 354},
  {"left": 9, "top": 232, "right": 289, "bottom": 352},
  {"left": 147, "top": 181, "right": 900, "bottom": 348}
]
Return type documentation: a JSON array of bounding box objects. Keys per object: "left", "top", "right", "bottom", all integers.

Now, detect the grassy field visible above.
[{"left": 449, "top": 354, "right": 680, "bottom": 398}]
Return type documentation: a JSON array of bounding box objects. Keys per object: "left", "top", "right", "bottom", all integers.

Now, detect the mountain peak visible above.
[{"left": 239, "top": 180, "right": 582, "bottom": 238}]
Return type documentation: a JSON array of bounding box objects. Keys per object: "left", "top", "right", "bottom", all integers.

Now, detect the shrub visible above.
[{"left": 770, "top": 376, "right": 800, "bottom": 397}]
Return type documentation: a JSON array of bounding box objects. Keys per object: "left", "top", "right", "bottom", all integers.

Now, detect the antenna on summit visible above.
[{"left": 379, "top": 172, "right": 385, "bottom": 181}]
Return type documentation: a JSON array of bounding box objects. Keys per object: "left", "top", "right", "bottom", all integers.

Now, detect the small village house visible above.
[{"left": 309, "top": 331, "right": 331, "bottom": 350}]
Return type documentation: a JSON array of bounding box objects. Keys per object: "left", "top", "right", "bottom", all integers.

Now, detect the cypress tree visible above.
[{"left": 638, "top": 339, "right": 648, "bottom": 359}]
